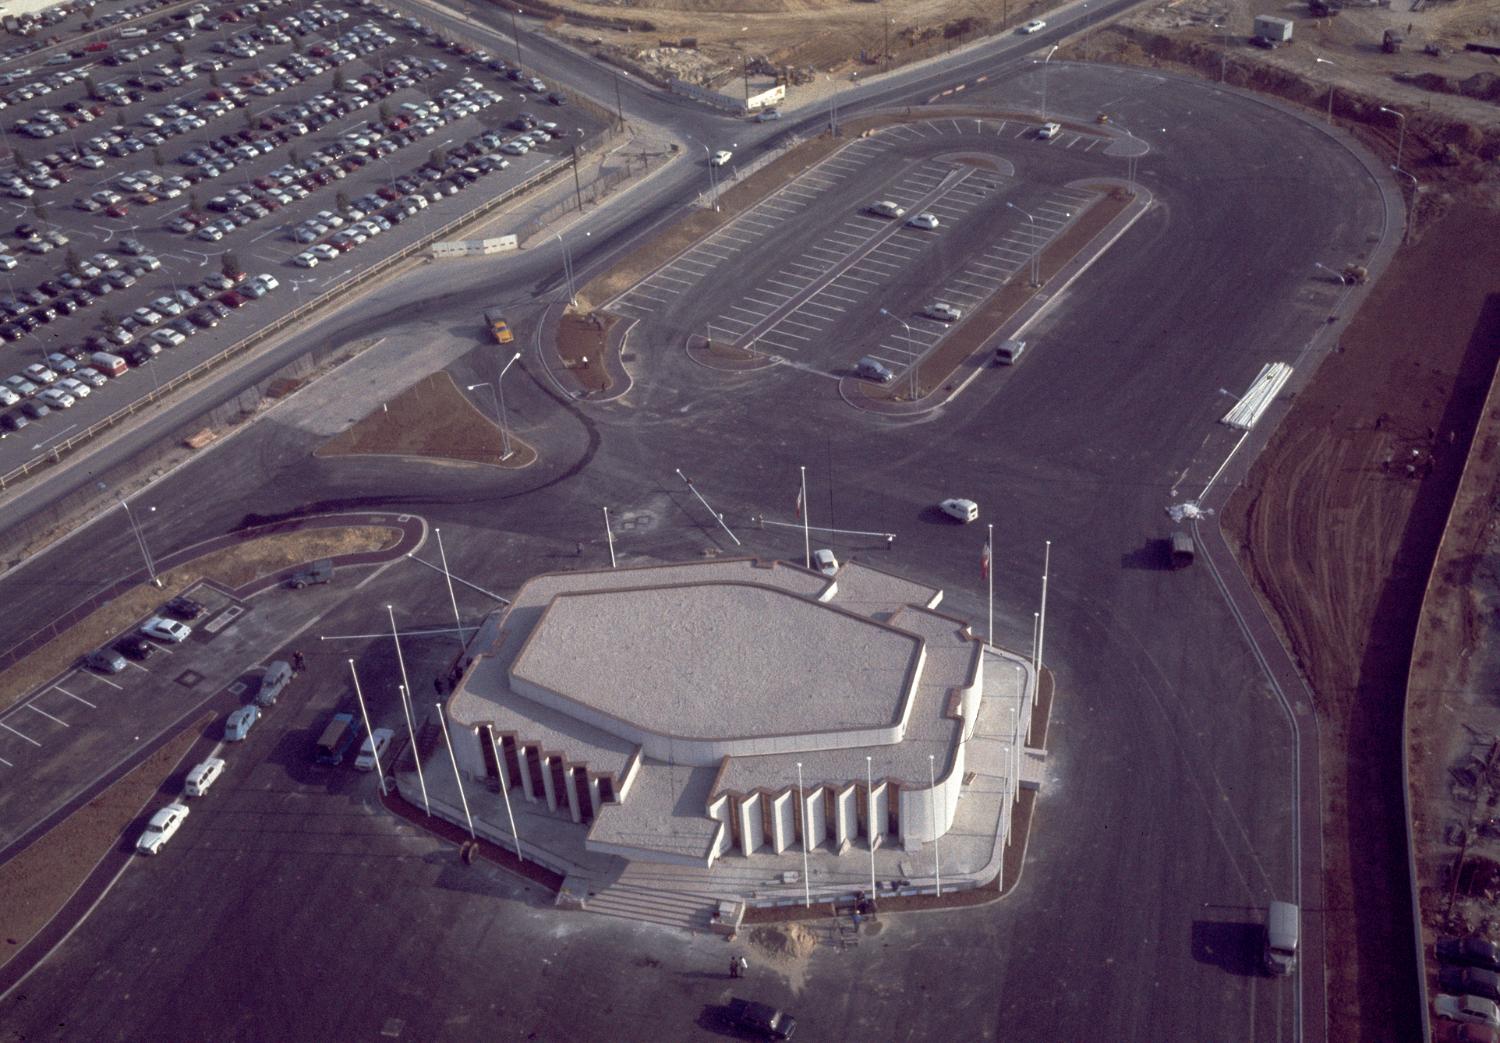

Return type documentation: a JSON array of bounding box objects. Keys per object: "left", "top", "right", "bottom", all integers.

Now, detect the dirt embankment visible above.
[{"left": 1223, "top": 205, "right": 1500, "bottom": 1040}]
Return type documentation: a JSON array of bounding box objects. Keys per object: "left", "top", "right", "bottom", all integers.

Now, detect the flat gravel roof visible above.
[{"left": 513, "top": 581, "right": 920, "bottom": 741}]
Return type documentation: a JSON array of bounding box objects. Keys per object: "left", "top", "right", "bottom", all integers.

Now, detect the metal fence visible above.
[{"left": 0, "top": 156, "right": 583, "bottom": 493}]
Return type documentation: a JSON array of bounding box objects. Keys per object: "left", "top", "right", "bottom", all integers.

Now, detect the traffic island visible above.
[
  {"left": 685, "top": 333, "right": 776, "bottom": 373},
  {"left": 551, "top": 309, "right": 624, "bottom": 397},
  {"left": 317, "top": 371, "right": 537, "bottom": 468}
]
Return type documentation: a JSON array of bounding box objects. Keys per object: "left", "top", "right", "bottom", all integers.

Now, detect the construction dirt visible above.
[
  {"left": 1223, "top": 199, "right": 1500, "bottom": 1040},
  {"left": 317, "top": 371, "right": 536, "bottom": 468}
]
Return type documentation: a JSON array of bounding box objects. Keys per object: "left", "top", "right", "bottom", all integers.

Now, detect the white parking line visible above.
[
  {"left": 0, "top": 753, "right": 10, "bottom": 767},
  {"left": 631, "top": 287, "right": 677, "bottom": 302},
  {"left": 815, "top": 289, "right": 862, "bottom": 304},
  {"left": 0, "top": 720, "right": 40, "bottom": 745},
  {"left": 25, "top": 702, "right": 69, "bottom": 727},
  {"left": 766, "top": 278, "right": 804, "bottom": 292},
  {"left": 89, "top": 673, "right": 122, "bottom": 690},
  {"left": 798, "top": 300, "right": 846, "bottom": 315},
  {"left": 764, "top": 326, "right": 810, "bottom": 341},
  {"left": 969, "top": 261, "right": 1012, "bottom": 275},
  {"left": 651, "top": 272, "right": 696, "bottom": 287},
  {"left": 951, "top": 277, "right": 996, "bottom": 293},
  {"left": 52, "top": 685, "right": 97, "bottom": 709},
  {"left": 778, "top": 317, "right": 823, "bottom": 332},
  {"left": 729, "top": 303, "right": 772, "bottom": 317}
]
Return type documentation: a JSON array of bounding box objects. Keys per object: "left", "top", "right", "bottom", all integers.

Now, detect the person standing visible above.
[{"left": 729, "top": 957, "right": 739, "bottom": 979}]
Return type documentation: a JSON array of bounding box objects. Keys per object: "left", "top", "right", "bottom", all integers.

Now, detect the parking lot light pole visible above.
[
  {"left": 929, "top": 753, "right": 942, "bottom": 897},
  {"left": 1040, "top": 44, "right": 1059, "bottom": 120},
  {"left": 510, "top": 7, "right": 524, "bottom": 68},
  {"left": 867, "top": 755, "right": 878, "bottom": 900},
  {"left": 699, "top": 144, "right": 720, "bottom": 212},
  {"left": 1380, "top": 105, "right": 1406, "bottom": 172},
  {"left": 797, "top": 761, "right": 811, "bottom": 907},
  {"left": 1314, "top": 57, "right": 1336, "bottom": 122},
  {"left": 879, "top": 307, "right": 918, "bottom": 401},
  {"left": 1005, "top": 201, "right": 1041, "bottom": 286}
]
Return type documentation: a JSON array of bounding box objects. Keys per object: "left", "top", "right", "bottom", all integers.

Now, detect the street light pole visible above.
[
  {"left": 1006, "top": 201, "right": 1040, "bottom": 286},
  {"left": 1380, "top": 105, "right": 1406, "bottom": 172},
  {"left": 510, "top": 7, "right": 523, "bottom": 68},
  {"left": 1040, "top": 44, "right": 1059, "bottom": 121},
  {"left": 699, "top": 144, "right": 719, "bottom": 211},
  {"left": 468, "top": 351, "right": 522, "bottom": 462},
  {"left": 112, "top": 489, "right": 161, "bottom": 587},
  {"left": 1314, "top": 57, "right": 1335, "bottom": 122},
  {"left": 879, "top": 307, "right": 918, "bottom": 401},
  {"left": 555, "top": 232, "right": 575, "bottom": 306}
]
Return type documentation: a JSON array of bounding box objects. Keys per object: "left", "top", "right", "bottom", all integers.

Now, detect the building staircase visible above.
[{"left": 575, "top": 872, "right": 724, "bottom": 933}]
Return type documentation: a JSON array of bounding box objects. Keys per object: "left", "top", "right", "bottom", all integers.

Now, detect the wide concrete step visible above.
[{"left": 585, "top": 886, "right": 717, "bottom": 931}]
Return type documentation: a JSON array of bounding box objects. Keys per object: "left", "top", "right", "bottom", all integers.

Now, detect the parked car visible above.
[
  {"left": 140, "top": 616, "right": 192, "bottom": 643},
  {"left": 224, "top": 704, "right": 260, "bottom": 741},
  {"left": 812, "top": 549, "right": 839, "bottom": 576},
  {"left": 1441, "top": 938, "right": 1500, "bottom": 973},
  {"left": 354, "top": 727, "right": 394, "bottom": 771},
  {"left": 726, "top": 999, "right": 797, "bottom": 1040},
  {"left": 254, "top": 660, "right": 293, "bottom": 707},
  {"left": 1437, "top": 994, "right": 1500, "bottom": 1029},
  {"left": 1443, "top": 967, "right": 1500, "bottom": 1005},
  {"left": 114, "top": 634, "right": 156, "bottom": 660},
  {"left": 83, "top": 647, "right": 127, "bottom": 673},
  {"left": 136, "top": 803, "right": 189, "bottom": 854},
  {"left": 164, "top": 595, "right": 204, "bottom": 620},
  {"left": 183, "top": 757, "right": 225, "bottom": 797},
  {"left": 920, "top": 302, "right": 962, "bottom": 322}
]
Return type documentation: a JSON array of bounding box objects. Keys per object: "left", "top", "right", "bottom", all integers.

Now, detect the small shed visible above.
[{"left": 1253, "top": 15, "right": 1294, "bottom": 42}]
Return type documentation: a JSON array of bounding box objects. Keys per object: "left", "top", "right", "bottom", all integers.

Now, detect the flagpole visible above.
[
  {"left": 1038, "top": 540, "right": 1051, "bottom": 671},
  {"left": 799, "top": 465, "right": 810, "bottom": 569},
  {"left": 986, "top": 523, "right": 993, "bottom": 648}
]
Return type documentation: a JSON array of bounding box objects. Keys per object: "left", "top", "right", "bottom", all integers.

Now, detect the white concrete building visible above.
[{"left": 445, "top": 557, "right": 1032, "bottom": 870}]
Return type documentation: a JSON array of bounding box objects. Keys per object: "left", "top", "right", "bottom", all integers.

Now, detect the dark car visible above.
[
  {"left": 726, "top": 999, "right": 796, "bottom": 1040},
  {"left": 84, "top": 647, "right": 128, "bottom": 674},
  {"left": 1439, "top": 936, "right": 1500, "bottom": 972},
  {"left": 0, "top": 410, "right": 29, "bottom": 432},
  {"left": 1440, "top": 964, "right": 1500, "bottom": 1003},
  {"left": 114, "top": 634, "right": 156, "bottom": 661},
  {"left": 20, "top": 400, "right": 50, "bottom": 420},
  {"left": 164, "top": 595, "right": 204, "bottom": 620}
]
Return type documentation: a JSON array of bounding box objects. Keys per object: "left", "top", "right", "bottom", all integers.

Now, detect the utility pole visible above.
[
  {"left": 571, "top": 146, "right": 583, "bottom": 211},
  {"left": 613, "top": 73, "right": 624, "bottom": 131}
]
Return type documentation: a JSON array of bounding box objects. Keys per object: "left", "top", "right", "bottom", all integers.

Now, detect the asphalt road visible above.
[{"left": 0, "top": 20, "right": 1395, "bottom": 1043}]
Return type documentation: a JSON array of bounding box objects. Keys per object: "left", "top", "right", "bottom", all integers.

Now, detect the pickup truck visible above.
[{"left": 727, "top": 999, "right": 796, "bottom": 1040}]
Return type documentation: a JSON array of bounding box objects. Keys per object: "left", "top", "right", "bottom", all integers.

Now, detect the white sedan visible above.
[
  {"left": 355, "top": 727, "right": 394, "bottom": 771},
  {"left": 906, "top": 212, "right": 940, "bottom": 230},
  {"left": 710, "top": 149, "right": 733, "bottom": 167},
  {"left": 1021, "top": 19, "right": 1047, "bottom": 33},
  {"left": 141, "top": 616, "right": 192, "bottom": 643},
  {"left": 293, "top": 251, "right": 319, "bottom": 268},
  {"left": 136, "top": 803, "right": 189, "bottom": 854},
  {"left": 921, "top": 302, "right": 963, "bottom": 322}
]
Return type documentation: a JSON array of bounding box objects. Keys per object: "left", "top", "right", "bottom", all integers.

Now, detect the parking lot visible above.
[
  {"left": 0, "top": 572, "right": 364, "bottom": 852},
  {"left": 0, "top": 0, "right": 604, "bottom": 466},
  {"left": 607, "top": 117, "right": 1119, "bottom": 383}
]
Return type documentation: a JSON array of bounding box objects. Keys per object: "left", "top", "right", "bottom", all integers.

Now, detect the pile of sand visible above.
[{"left": 749, "top": 923, "right": 818, "bottom": 962}]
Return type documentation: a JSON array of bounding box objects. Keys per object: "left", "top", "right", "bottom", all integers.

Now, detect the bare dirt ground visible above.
[
  {"left": 0, "top": 719, "right": 203, "bottom": 970},
  {"left": 525, "top": 0, "right": 1054, "bottom": 88},
  {"left": 0, "top": 526, "right": 397, "bottom": 715},
  {"left": 1406, "top": 340, "right": 1500, "bottom": 1004},
  {"left": 317, "top": 370, "right": 537, "bottom": 467},
  {"left": 1223, "top": 202, "right": 1500, "bottom": 1039}
]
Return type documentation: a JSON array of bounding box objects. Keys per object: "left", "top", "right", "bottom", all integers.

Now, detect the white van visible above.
[
  {"left": 184, "top": 756, "right": 225, "bottom": 796},
  {"left": 1263, "top": 901, "right": 1299, "bottom": 975}
]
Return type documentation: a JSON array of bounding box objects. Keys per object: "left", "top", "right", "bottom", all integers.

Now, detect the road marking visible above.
[
  {"left": 90, "top": 673, "right": 122, "bottom": 690},
  {"left": 0, "top": 753, "right": 10, "bottom": 767},
  {"left": 0, "top": 720, "right": 40, "bottom": 745},
  {"left": 25, "top": 702, "right": 69, "bottom": 727},
  {"left": 53, "top": 685, "right": 97, "bottom": 708}
]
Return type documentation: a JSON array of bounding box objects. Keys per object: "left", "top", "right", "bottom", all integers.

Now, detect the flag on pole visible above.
[
  {"left": 981, "top": 540, "right": 991, "bottom": 580},
  {"left": 795, "top": 485, "right": 804, "bottom": 519}
]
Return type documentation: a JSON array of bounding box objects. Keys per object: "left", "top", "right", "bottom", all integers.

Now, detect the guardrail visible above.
[{"left": 0, "top": 152, "right": 589, "bottom": 492}]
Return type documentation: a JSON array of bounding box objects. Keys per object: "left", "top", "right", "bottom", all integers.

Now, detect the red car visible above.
[
  {"left": 104, "top": 204, "right": 128, "bottom": 218},
  {"left": 219, "top": 291, "right": 247, "bottom": 308}
]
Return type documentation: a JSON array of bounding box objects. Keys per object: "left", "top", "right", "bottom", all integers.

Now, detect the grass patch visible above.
[
  {"left": 556, "top": 311, "right": 618, "bottom": 394},
  {"left": 0, "top": 718, "right": 204, "bottom": 971},
  {"left": 318, "top": 371, "right": 536, "bottom": 467}
]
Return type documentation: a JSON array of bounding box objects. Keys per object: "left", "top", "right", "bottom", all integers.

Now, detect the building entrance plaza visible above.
[{"left": 403, "top": 557, "right": 1048, "bottom": 927}]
